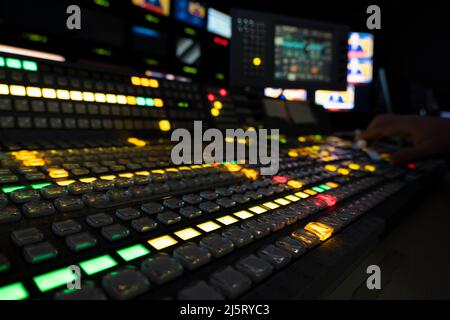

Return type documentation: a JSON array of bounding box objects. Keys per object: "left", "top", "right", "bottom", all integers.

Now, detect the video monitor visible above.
[
  {"left": 207, "top": 8, "right": 232, "bottom": 39},
  {"left": 131, "top": 0, "right": 171, "bottom": 16},
  {"left": 175, "top": 0, "right": 206, "bottom": 28},
  {"left": 176, "top": 37, "right": 201, "bottom": 65},
  {"left": 264, "top": 87, "right": 307, "bottom": 101},
  {"left": 347, "top": 32, "right": 374, "bottom": 84},
  {"left": 230, "top": 9, "right": 349, "bottom": 90},
  {"left": 314, "top": 85, "right": 355, "bottom": 111}
]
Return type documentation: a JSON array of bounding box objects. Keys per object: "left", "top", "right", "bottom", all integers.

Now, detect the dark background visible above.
[{"left": 1, "top": 0, "right": 448, "bottom": 129}]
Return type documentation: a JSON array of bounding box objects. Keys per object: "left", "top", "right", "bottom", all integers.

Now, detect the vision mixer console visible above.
[{"left": 0, "top": 1, "right": 448, "bottom": 302}]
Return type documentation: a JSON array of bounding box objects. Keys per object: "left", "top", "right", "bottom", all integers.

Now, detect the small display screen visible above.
[
  {"left": 264, "top": 87, "right": 307, "bottom": 101},
  {"left": 347, "top": 32, "right": 374, "bottom": 84},
  {"left": 131, "top": 25, "right": 168, "bottom": 57},
  {"left": 131, "top": 0, "right": 171, "bottom": 16},
  {"left": 176, "top": 37, "right": 201, "bottom": 65},
  {"left": 207, "top": 8, "right": 231, "bottom": 39},
  {"left": 315, "top": 85, "right": 355, "bottom": 111},
  {"left": 274, "top": 24, "right": 334, "bottom": 82},
  {"left": 175, "top": 0, "right": 206, "bottom": 28}
]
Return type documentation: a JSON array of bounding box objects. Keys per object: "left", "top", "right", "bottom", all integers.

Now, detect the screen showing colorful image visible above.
[
  {"left": 175, "top": 0, "right": 206, "bottom": 28},
  {"left": 348, "top": 32, "right": 373, "bottom": 59},
  {"left": 207, "top": 8, "right": 231, "bottom": 39},
  {"left": 131, "top": 0, "right": 171, "bottom": 17},
  {"left": 347, "top": 58, "right": 373, "bottom": 84},
  {"left": 274, "top": 24, "right": 334, "bottom": 82},
  {"left": 315, "top": 85, "right": 355, "bottom": 111},
  {"left": 264, "top": 87, "right": 307, "bottom": 101}
]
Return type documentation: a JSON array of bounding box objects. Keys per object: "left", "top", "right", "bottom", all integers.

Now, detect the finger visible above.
[{"left": 391, "top": 142, "right": 440, "bottom": 165}]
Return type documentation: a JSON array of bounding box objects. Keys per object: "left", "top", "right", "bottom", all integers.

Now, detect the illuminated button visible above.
[
  {"left": 217, "top": 215, "right": 238, "bottom": 225},
  {"left": 325, "top": 182, "right": 339, "bottom": 188},
  {"left": 312, "top": 186, "right": 325, "bottom": 193},
  {"left": 30, "top": 182, "right": 52, "bottom": 190},
  {"left": 48, "top": 168, "right": 69, "bottom": 179},
  {"left": 274, "top": 198, "right": 290, "bottom": 206},
  {"left": 141, "top": 78, "right": 150, "bottom": 87},
  {"left": 294, "top": 192, "right": 309, "bottom": 199},
  {"left": 213, "top": 101, "right": 223, "bottom": 109},
  {"left": 319, "top": 184, "right": 331, "bottom": 191},
  {"left": 79, "top": 177, "right": 97, "bottom": 183},
  {"left": 6, "top": 58, "right": 21, "bottom": 69},
  {"left": 325, "top": 164, "right": 337, "bottom": 172},
  {"left": 149, "top": 79, "right": 159, "bottom": 88},
  {"left": 273, "top": 175, "right": 288, "bottom": 183},
  {"left": 197, "top": 221, "right": 221, "bottom": 233},
  {"left": 364, "top": 165, "right": 376, "bottom": 172},
  {"left": 316, "top": 194, "right": 337, "bottom": 207},
  {"left": 337, "top": 168, "right": 350, "bottom": 175},
  {"left": 82, "top": 91, "right": 95, "bottom": 102},
  {"left": 288, "top": 150, "right": 298, "bottom": 157},
  {"left": 117, "top": 95, "right": 127, "bottom": 104},
  {"left": 56, "top": 180, "right": 76, "bottom": 186},
  {"left": 145, "top": 98, "right": 154, "bottom": 107},
  {"left": 211, "top": 108, "right": 220, "bottom": 117},
  {"left": 70, "top": 91, "right": 83, "bottom": 101},
  {"left": 22, "top": 60, "right": 38, "bottom": 71},
  {"left": 148, "top": 235, "right": 178, "bottom": 250},
  {"left": 116, "top": 244, "right": 150, "bottom": 262},
  {"left": 128, "top": 137, "right": 146, "bottom": 147},
  {"left": 262, "top": 202, "right": 280, "bottom": 210},
  {"left": 233, "top": 210, "right": 254, "bottom": 220},
  {"left": 0, "top": 282, "right": 29, "bottom": 300},
  {"left": 348, "top": 163, "right": 360, "bottom": 170},
  {"left": 131, "top": 76, "right": 141, "bottom": 86},
  {"left": 100, "top": 175, "right": 116, "bottom": 181},
  {"left": 174, "top": 228, "right": 201, "bottom": 240},
  {"left": 26, "top": 87, "right": 41, "bottom": 97},
  {"left": 136, "top": 96, "right": 146, "bottom": 106},
  {"left": 287, "top": 180, "right": 303, "bottom": 189},
  {"left": 127, "top": 96, "right": 137, "bottom": 105},
  {"left": 159, "top": 120, "right": 171, "bottom": 131},
  {"left": 10, "top": 85, "right": 26, "bottom": 96},
  {"left": 79, "top": 255, "right": 118, "bottom": 276},
  {"left": 154, "top": 98, "right": 164, "bottom": 107},
  {"left": 33, "top": 267, "right": 77, "bottom": 293},
  {"left": 252, "top": 57, "right": 262, "bottom": 66},
  {"left": 304, "top": 189, "right": 317, "bottom": 196},
  {"left": 56, "top": 89, "right": 70, "bottom": 100},
  {"left": 248, "top": 206, "right": 267, "bottom": 214},
  {"left": 304, "top": 222, "right": 334, "bottom": 241},
  {"left": 135, "top": 171, "right": 150, "bottom": 176},
  {"left": 285, "top": 195, "right": 300, "bottom": 202},
  {"left": 94, "top": 93, "right": 106, "bottom": 103},
  {"left": 0, "top": 84, "right": 9, "bottom": 95}
]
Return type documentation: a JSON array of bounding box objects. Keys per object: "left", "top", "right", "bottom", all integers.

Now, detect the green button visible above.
[
  {"left": 117, "top": 244, "right": 150, "bottom": 262},
  {"left": 145, "top": 98, "right": 154, "bottom": 107},
  {"left": 33, "top": 267, "right": 77, "bottom": 293},
  {"left": 0, "top": 282, "right": 29, "bottom": 300},
  {"left": 1, "top": 185, "right": 26, "bottom": 193},
  {"left": 0, "top": 56, "right": 4, "bottom": 67},
  {"left": 312, "top": 186, "right": 325, "bottom": 193},
  {"left": 30, "top": 182, "right": 52, "bottom": 190},
  {"left": 22, "top": 60, "right": 38, "bottom": 71},
  {"left": 136, "top": 97, "right": 146, "bottom": 106},
  {"left": 319, "top": 184, "right": 331, "bottom": 191},
  {"left": 79, "top": 255, "right": 117, "bottom": 276},
  {"left": 5, "top": 58, "right": 22, "bottom": 69}
]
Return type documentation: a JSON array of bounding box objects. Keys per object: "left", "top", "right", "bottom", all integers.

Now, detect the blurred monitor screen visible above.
[
  {"left": 347, "top": 32, "right": 373, "bottom": 84},
  {"left": 175, "top": 0, "right": 206, "bottom": 28},
  {"left": 264, "top": 87, "right": 307, "bottom": 101},
  {"left": 131, "top": 0, "right": 171, "bottom": 16},
  {"left": 315, "top": 85, "right": 355, "bottom": 111},
  {"left": 207, "top": 8, "right": 231, "bottom": 39}
]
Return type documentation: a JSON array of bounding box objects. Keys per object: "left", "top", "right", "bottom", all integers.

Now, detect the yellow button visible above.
[
  {"left": 274, "top": 198, "right": 290, "bottom": 206},
  {"left": 262, "top": 202, "right": 280, "bottom": 210},
  {"left": 159, "top": 120, "right": 171, "bottom": 132},
  {"left": 304, "top": 189, "right": 317, "bottom": 196},
  {"left": 304, "top": 222, "right": 334, "bottom": 241},
  {"left": 174, "top": 228, "right": 201, "bottom": 241},
  {"left": 248, "top": 206, "right": 267, "bottom": 214},
  {"left": 252, "top": 57, "right": 262, "bottom": 66},
  {"left": 217, "top": 215, "right": 238, "bottom": 225},
  {"left": 295, "top": 192, "right": 309, "bottom": 199},
  {"left": 287, "top": 180, "right": 303, "bottom": 189},
  {"left": 148, "top": 235, "right": 178, "bottom": 250},
  {"left": 56, "top": 180, "right": 76, "bottom": 186},
  {"left": 197, "top": 221, "right": 221, "bottom": 232},
  {"left": 285, "top": 195, "right": 300, "bottom": 202},
  {"left": 233, "top": 210, "right": 254, "bottom": 220}
]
